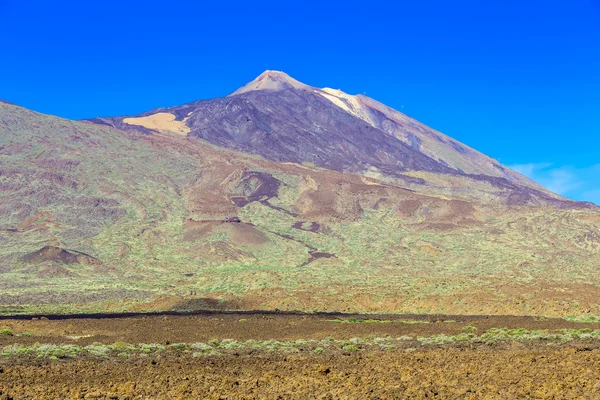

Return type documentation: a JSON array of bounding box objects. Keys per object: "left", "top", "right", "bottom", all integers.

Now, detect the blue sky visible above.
[{"left": 1, "top": 0, "right": 599, "bottom": 203}]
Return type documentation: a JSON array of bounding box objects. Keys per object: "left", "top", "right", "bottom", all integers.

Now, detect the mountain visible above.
[
  {"left": 94, "top": 71, "right": 579, "bottom": 208},
  {"left": 1, "top": 73, "right": 599, "bottom": 318}
]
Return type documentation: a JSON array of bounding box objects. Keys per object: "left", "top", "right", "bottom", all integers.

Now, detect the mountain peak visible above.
[
  {"left": 258, "top": 70, "right": 291, "bottom": 79},
  {"left": 229, "top": 70, "right": 311, "bottom": 96}
]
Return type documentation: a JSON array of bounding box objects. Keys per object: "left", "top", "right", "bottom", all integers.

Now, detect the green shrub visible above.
[
  {"left": 139, "top": 343, "right": 165, "bottom": 353},
  {"left": 565, "top": 315, "right": 600, "bottom": 323},
  {"left": 417, "top": 335, "right": 457, "bottom": 345},
  {"left": 398, "top": 320, "right": 430, "bottom": 325},
  {"left": 378, "top": 343, "right": 398, "bottom": 351},
  {"left": 84, "top": 344, "right": 111, "bottom": 357},
  {"left": 218, "top": 339, "right": 242, "bottom": 349},
  {"left": 461, "top": 326, "right": 477, "bottom": 332},
  {"left": 1, "top": 344, "right": 33, "bottom": 357},
  {"left": 191, "top": 343, "right": 213, "bottom": 351},
  {"left": 0, "top": 329, "right": 13, "bottom": 336},
  {"left": 36, "top": 344, "right": 81, "bottom": 359},
  {"left": 341, "top": 344, "right": 361, "bottom": 352},
  {"left": 112, "top": 341, "right": 134, "bottom": 352},
  {"left": 263, "top": 341, "right": 283, "bottom": 351}
]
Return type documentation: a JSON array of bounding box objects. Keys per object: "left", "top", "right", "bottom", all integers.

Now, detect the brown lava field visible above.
[{"left": 2, "top": 313, "right": 600, "bottom": 399}]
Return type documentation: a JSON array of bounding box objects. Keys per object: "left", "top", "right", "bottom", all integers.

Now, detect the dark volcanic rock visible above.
[
  {"left": 231, "top": 172, "right": 281, "bottom": 207},
  {"left": 183, "top": 90, "right": 454, "bottom": 176}
]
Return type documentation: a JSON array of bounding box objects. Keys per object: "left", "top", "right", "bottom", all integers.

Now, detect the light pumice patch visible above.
[{"left": 123, "top": 112, "right": 190, "bottom": 136}]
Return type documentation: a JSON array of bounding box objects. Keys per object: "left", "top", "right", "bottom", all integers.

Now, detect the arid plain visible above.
[{"left": 3, "top": 313, "right": 600, "bottom": 399}]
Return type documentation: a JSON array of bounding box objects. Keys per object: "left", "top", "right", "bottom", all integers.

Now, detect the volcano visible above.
[{"left": 0, "top": 71, "right": 598, "bottom": 317}]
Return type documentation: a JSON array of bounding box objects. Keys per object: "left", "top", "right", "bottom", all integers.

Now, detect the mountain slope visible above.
[
  {"left": 231, "top": 71, "right": 536, "bottom": 185},
  {"left": 95, "top": 71, "right": 576, "bottom": 208},
  {"left": 1, "top": 87, "right": 600, "bottom": 317}
]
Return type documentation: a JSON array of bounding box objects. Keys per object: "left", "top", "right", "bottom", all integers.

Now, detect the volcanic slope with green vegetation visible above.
[{"left": 1, "top": 99, "right": 600, "bottom": 317}]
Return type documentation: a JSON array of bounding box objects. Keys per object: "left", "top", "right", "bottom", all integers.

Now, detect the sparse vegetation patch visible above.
[{"left": 4, "top": 328, "right": 600, "bottom": 360}]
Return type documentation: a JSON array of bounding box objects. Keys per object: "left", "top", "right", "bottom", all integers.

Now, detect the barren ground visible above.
[{"left": 2, "top": 313, "right": 600, "bottom": 399}]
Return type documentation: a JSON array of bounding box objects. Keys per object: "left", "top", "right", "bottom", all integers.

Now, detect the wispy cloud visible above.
[
  {"left": 509, "top": 163, "right": 600, "bottom": 205},
  {"left": 510, "top": 163, "right": 551, "bottom": 178}
]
